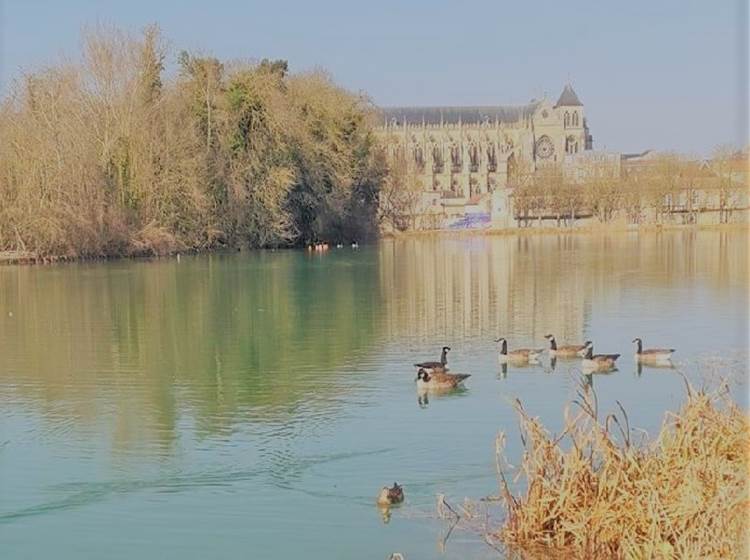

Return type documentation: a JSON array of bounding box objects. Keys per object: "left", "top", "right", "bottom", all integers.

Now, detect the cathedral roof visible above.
[
  {"left": 381, "top": 102, "right": 541, "bottom": 126},
  {"left": 555, "top": 84, "right": 583, "bottom": 107}
]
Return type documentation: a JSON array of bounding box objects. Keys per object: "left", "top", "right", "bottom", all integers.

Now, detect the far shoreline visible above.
[
  {"left": 1, "top": 221, "right": 747, "bottom": 267},
  {"left": 382, "top": 220, "right": 748, "bottom": 241}
]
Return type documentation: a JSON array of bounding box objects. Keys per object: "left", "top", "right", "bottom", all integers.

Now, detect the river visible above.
[{"left": 0, "top": 229, "right": 747, "bottom": 558}]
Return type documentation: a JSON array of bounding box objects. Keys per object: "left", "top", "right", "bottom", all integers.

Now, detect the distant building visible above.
[
  {"left": 375, "top": 84, "right": 593, "bottom": 225},
  {"left": 563, "top": 151, "right": 621, "bottom": 184}
]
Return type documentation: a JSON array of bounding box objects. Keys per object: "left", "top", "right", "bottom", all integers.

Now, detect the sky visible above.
[{"left": 0, "top": 0, "right": 747, "bottom": 156}]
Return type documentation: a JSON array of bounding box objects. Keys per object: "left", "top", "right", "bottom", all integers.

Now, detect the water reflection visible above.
[
  {"left": 378, "top": 230, "right": 747, "bottom": 343},
  {"left": 416, "top": 386, "right": 469, "bottom": 408},
  {"left": 0, "top": 251, "right": 383, "bottom": 453}
]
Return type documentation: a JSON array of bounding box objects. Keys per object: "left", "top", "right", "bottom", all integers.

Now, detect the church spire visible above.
[{"left": 555, "top": 84, "right": 583, "bottom": 107}]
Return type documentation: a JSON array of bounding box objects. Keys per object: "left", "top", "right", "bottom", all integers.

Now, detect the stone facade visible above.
[{"left": 375, "top": 85, "right": 593, "bottom": 211}]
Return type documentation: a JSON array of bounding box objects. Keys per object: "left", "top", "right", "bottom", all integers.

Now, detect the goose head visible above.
[
  {"left": 632, "top": 337, "right": 642, "bottom": 344},
  {"left": 494, "top": 337, "right": 506, "bottom": 344},
  {"left": 387, "top": 483, "right": 404, "bottom": 503},
  {"left": 442, "top": 346, "right": 451, "bottom": 352},
  {"left": 544, "top": 334, "right": 555, "bottom": 340}
]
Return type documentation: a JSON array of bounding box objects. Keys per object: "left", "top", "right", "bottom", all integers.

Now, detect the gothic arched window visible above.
[
  {"left": 564, "top": 111, "right": 570, "bottom": 127},
  {"left": 487, "top": 144, "right": 497, "bottom": 172},
  {"left": 414, "top": 145, "right": 424, "bottom": 171},
  {"left": 572, "top": 112, "right": 579, "bottom": 127},
  {"left": 450, "top": 143, "right": 461, "bottom": 172},
  {"left": 432, "top": 144, "right": 443, "bottom": 173},
  {"left": 469, "top": 143, "right": 479, "bottom": 172}
]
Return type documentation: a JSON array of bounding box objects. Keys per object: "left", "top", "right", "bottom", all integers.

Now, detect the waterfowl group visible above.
[
  {"left": 495, "top": 337, "right": 544, "bottom": 363},
  {"left": 307, "top": 241, "right": 359, "bottom": 252},
  {"left": 388, "top": 337, "right": 675, "bottom": 512},
  {"left": 411, "top": 335, "right": 674, "bottom": 388}
]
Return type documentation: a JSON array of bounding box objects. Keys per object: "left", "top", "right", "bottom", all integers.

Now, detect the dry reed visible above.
[{"left": 493, "top": 379, "right": 749, "bottom": 559}]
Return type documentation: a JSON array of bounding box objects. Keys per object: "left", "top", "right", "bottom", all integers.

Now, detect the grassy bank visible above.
[{"left": 490, "top": 380, "right": 749, "bottom": 558}]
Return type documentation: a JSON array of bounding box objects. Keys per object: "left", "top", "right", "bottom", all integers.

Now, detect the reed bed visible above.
[{"left": 493, "top": 380, "right": 749, "bottom": 559}]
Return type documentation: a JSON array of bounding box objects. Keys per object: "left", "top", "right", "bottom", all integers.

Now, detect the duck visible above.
[
  {"left": 495, "top": 338, "right": 543, "bottom": 363},
  {"left": 377, "top": 483, "right": 404, "bottom": 506},
  {"left": 633, "top": 338, "right": 675, "bottom": 363},
  {"left": 414, "top": 346, "right": 450, "bottom": 372},
  {"left": 544, "top": 334, "right": 587, "bottom": 358},
  {"left": 416, "top": 368, "right": 470, "bottom": 390},
  {"left": 581, "top": 341, "right": 620, "bottom": 371}
]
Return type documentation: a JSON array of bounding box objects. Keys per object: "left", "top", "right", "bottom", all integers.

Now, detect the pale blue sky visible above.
[{"left": 0, "top": 0, "right": 747, "bottom": 155}]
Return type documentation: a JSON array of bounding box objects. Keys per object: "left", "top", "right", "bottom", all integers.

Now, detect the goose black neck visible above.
[
  {"left": 549, "top": 338, "right": 557, "bottom": 350},
  {"left": 440, "top": 348, "right": 448, "bottom": 365},
  {"left": 585, "top": 345, "right": 593, "bottom": 359},
  {"left": 500, "top": 340, "right": 507, "bottom": 355},
  {"left": 635, "top": 339, "right": 643, "bottom": 354}
]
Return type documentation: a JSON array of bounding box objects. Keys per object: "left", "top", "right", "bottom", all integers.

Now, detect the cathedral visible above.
[{"left": 376, "top": 85, "right": 593, "bottom": 204}]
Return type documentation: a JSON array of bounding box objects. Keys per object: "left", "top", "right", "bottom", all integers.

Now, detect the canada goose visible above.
[
  {"left": 377, "top": 483, "right": 404, "bottom": 506},
  {"left": 416, "top": 368, "right": 470, "bottom": 390},
  {"left": 544, "top": 334, "right": 587, "bottom": 358},
  {"left": 495, "top": 338, "right": 544, "bottom": 363},
  {"left": 351, "top": 241, "right": 359, "bottom": 249},
  {"left": 633, "top": 338, "right": 675, "bottom": 363},
  {"left": 581, "top": 341, "right": 620, "bottom": 371},
  {"left": 414, "top": 346, "right": 450, "bottom": 371}
]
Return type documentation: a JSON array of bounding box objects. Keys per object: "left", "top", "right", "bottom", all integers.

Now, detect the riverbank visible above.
[
  {"left": 2, "top": 222, "right": 746, "bottom": 266},
  {"left": 383, "top": 220, "right": 748, "bottom": 241}
]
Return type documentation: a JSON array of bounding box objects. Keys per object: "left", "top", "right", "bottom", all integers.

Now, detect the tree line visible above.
[
  {"left": 0, "top": 25, "right": 386, "bottom": 258},
  {"left": 511, "top": 149, "right": 746, "bottom": 227}
]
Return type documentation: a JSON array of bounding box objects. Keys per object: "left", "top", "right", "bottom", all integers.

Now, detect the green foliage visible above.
[{"left": 0, "top": 26, "right": 384, "bottom": 257}]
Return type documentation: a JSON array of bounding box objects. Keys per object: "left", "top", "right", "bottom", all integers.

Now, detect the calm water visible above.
[{"left": 0, "top": 230, "right": 747, "bottom": 559}]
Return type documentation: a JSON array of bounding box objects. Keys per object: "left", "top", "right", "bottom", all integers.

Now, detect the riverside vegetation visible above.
[
  {"left": 0, "top": 25, "right": 386, "bottom": 258},
  {"left": 487, "top": 379, "right": 750, "bottom": 558}
]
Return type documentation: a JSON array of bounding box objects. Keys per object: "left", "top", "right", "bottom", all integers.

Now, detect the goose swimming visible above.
[
  {"left": 414, "top": 346, "right": 450, "bottom": 371},
  {"left": 544, "top": 334, "right": 587, "bottom": 358},
  {"left": 581, "top": 341, "right": 620, "bottom": 371},
  {"left": 415, "top": 368, "right": 470, "bottom": 390},
  {"left": 495, "top": 338, "right": 543, "bottom": 363},
  {"left": 633, "top": 338, "right": 675, "bottom": 363}
]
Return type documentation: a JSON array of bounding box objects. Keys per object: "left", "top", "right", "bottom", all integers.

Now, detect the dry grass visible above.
[{"left": 493, "top": 379, "right": 750, "bottom": 559}]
